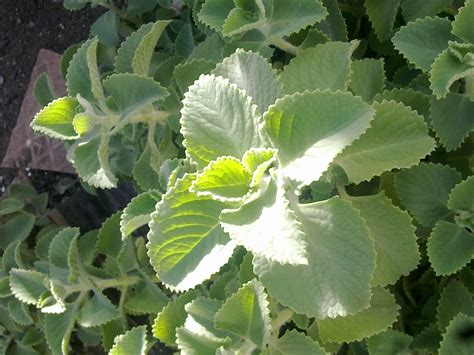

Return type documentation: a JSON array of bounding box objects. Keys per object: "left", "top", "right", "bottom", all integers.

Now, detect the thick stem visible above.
[{"left": 269, "top": 37, "right": 298, "bottom": 56}]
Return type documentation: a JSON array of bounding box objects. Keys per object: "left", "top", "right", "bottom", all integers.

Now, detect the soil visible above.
[{"left": 0, "top": 0, "right": 104, "bottom": 192}]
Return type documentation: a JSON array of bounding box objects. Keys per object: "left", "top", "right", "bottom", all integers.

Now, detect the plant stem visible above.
[
  {"left": 269, "top": 37, "right": 298, "bottom": 55},
  {"left": 64, "top": 275, "right": 141, "bottom": 295},
  {"left": 402, "top": 277, "right": 417, "bottom": 308},
  {"left": 336, "top": 181, "right": 351, "bottom": 200},
  {"left": 271, "top": 308, "right": 294, "bottom": 342},
  {"left": 465, "top": 74, "right": 474, "bottom": 100}
]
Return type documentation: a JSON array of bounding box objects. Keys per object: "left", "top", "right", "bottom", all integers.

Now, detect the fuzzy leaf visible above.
[
  {"left": 394, "top": 163, "right": 462, "bottom": 227},
  {"left": 267, "top": 330, "right": 326, "bottom": 354},
  {"left": 91, "top": 10, "right": 119, "bottom": 47},
  {"left": 452, "top": 0, "right": 474, "bottom": 43},
  {"left": 428, "top": 221, "right": 474, "bottom": 276},
  {"left": 264, "top": 90, "right": 374, "bottom": 186},
  {"left": 365, "top": 0, "right": 401, "bottom": 42},
  {"left": 9, "top": 269, "right": 48, "bottom": 305},
  {"left": 173, "top": 59, "right": 216, "bottom": 96},
  {"left": 366, "top": 329, "right": 413, "bottom": 354},
  {"left": 401, "top": 0, "right": 451, "bottom": 21},
  {"left": 0, "top": 212, "right": 35, "bottom": 249},
  {"left": 254, "top": 197, "right": 375, "bottom": 319},
  {"left": 120, "top": 191, "right": 161, "bottom": 240},
  {"left": 212, "top": 48, "right": 282, "bottom": 112},
  {"left": 439, "top": 313, "right": 474, "bottom": 355},
  {"left": 392, "top": 17, "right": 456, "bottom": 72},
  {"left": 147, "top": 174, "right": 236, "bottom": 291},
  {"left": 0, "top": 197, "right": 24, "bottom": 215},
  {"left": 30, "top": 97, "right": 79, "bottom": 140},
  {"left": 49, "top": 228, "right": 81, "bottom": 283},
  {"left": 349, "top": 58, "right": 385, "bottom": 101},
  {"left": 280, "top": 41, "right": 359, "bottom": 94},
  {"left": 44, "top": 305, "right": 77, "bottom": 355},
  {"left": 448, "top": 176, "right": 474, "bottom": 213},
  {"left": 8, "top": 298, "right": 33, "bottom": 325},
  {"left": 198, "top": 0, "right": 235, "bottom": 32},
  {"left": 124, "top": 280, "right": 169, "bottom": 314},
  {"left": 430, "top": 93, "right": 474, "bottom": 151},
  {"left": 109, "top": 325, "right": 148, "bottom": 355},
  {"left": 335, "top": 100, "right": 435, "bottom": 184},
  {"left": 97, "top": 211, "right": 123, "bottom": 258},
  {"left": 77, "top": 291, "right": 120, "bottom": 328},
  {"left": 214, "top": 279, "right": 271, "bottom": 349},
  {"left": 350, "top": 193, "right": 420, "bottom": 287},
  {"left": 437, "top": 279, "right": 474, "bottom": 331},
  {"left": 34, "top": 72, "right": 56, "bottom": 107},
  {"left": 181, "top": 74, "right": 264, "bottom": 168},
  {"left": 317, "top": 287, "right": 400, "bottom": 343}
]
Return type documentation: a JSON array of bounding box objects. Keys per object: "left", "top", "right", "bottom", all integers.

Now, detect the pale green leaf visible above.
[
  {"left": 242, "top": 148, "right": 277, "bottom": 188},
  {"left": 448, "top": 176, "right": 474, "bottom": 213},
  {"left": 63, "top": 0, "right": 87, "bottom": 10},
  {"left": 365, "top": 0, "right": 401, "bottom": 42},
  {"left": 335, "top": 100, "right": 435, "bottom": 184},
  {"left": 349, "top": 58, "right": 385, "bottom": 101},
  {"left": 401, "top": 0, "right": 451, "bottom": 21},
  {"left": 147, "top": 174, "right": 236, "bottom": 291},
  {"left": 0, "top": 212, "right": 35, "bottom": 249},
  {"left": 220, "top": 177, "right": 308, "bottom": 265},
  {"left": 452, "top": 0, "right": 474, "bottom": 43},
  {"left": 120, "top": 191, "right": 161, "bottom": 240},
  {"left": 181, "top": 74, "right": 264, "bottom": 168},
  {"left": 8, "top": 298, "right": 33, "bottom": 325},
  {"left": 373, "top": 88, "right": 431, "bottom": 123},
  {"left": 264, "top": 90, "right": 374, "bottom": 186},
  {"left": 30, "top": 97, "right": 79, "bottom": 140},
  {"left": 173, "top": 58, "right": 216, "bottom": 96},
  {"left": 127, "top": 0, "right": 158, "bottom": 15},
  {"left": 9, "top": 269, "right": 48, "bottom": 305},
  {"left": 280, "top": 41, "right": 359, "bottom": 94},
  {"left": 189, "top": 33, "right": 225, "bottom": 62},
  {"left": 73, "top": 112, "right": 94, "bottom": 136},
  {"left": 34, "top": 72, "right": 56, "bottom": 107},
  {"left": 394, "top": 163, "right": 462, "bottom": 227},
  {"left": 44, "top": 305, "right": 77, "bottom": 355},
  {"left": 316, "top": 0, "right": 348, "bottom": 41},
  {"left": 77, "top": 291, "right": 120, "bottom": 328},
  {"left": 0, "top": 198, "right": 24, "bottom": 216},
  {"left": 439, "top": 313, "right": 474, "bottom": 355},
  {"left": 152, "top": 290, "right": 198, "bottom": 346},
  {"left": 430, "top": 93, "right": 474, "bottom": 151},
  {"left": 124, "top": 280, "right": 169, "bottom": 315},
  {"left": 266, "top": 330, "right": 326, "bottom": 355},
  {"left": 132, "top": 144, "right": 163, "bottom": 191},
  {"left": 215, "top": 279, "right": 271, "bottom": 349},
  {"left": 49, "top": 228, "right": 80, "bottom": 283},
  {"left": 109, "top": 325, "right": 148, "bottom": 355},
  {"left": 212, "top": 49, "right": 282, "bottom": 112},
  {"left": 222, "top": 7, "right": 265, "bottom": 36},
  {"left": 3, "top": 241, "right": 22, "bottom": 273},
  {"left": 430, "top": 48, "right": 474, "bottom": 99},
  {"left": 176, "top": 327, "right": 231, "bottom": 354},
  {"left": 0, "top": 277, "right": 11, "bottom": 298},
  {"left": 392, "top": 17, "right": 456, "bottom": 72},
  {"left": 317, "top": 287, "right": 400, "bottom": 343},
  {"left": 198, "top": 0, "right": 235, "bottom": 32},
  {"left": 350, "top": 193, "right": 420, "bottom": 287},
  {"left": 175, "top": 23, "right": 195, "bottom": 57},
  {"left": 90, "top": 10, "right": 119, "bottom": 47},
  {"left": 102, "top": 73, "right": 168, "bottom": 116},
  {"left": 97, "top": 211, "right": 123, "bottom": 258},
  {"left": 254, "top": 197, "right": 375, "bottom": 319},
  {"left": 366, "top": 329, "right": 413, "bottom": 355},
  {"left": 428, "top": 221, "right": 474, "bottom": 276},
  {"left": 437, "top": 279, "right": 474, "bottom": 331}
]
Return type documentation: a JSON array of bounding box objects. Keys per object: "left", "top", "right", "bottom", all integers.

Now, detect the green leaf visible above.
[
  {"left": 9, "top": 269, "right": 48, "bottom": 305},
  {"left": 0, "top": 277, "right": 11, "bottom": 298},
  {"left": 212, "top": 49, "right": 282, "bottom": 113},
  {"left": 77, "top": 291, "right": 120, "bottom": 328},
  {"left": 439, "top": 313, "right": 474, "bottom": 355},
  {"left": 316, "top": 0, "right": 348, "bottom": 41},
  {"left": 152, "top": 290, "right": 198, "bottom": 346},
  {"left": 175, "top": 23, "right": 195, "bottom": 57},
  {"left": 30, "top": 97, "right": 79, "bottom": 140},
  {"left": 173, "top": 58, "right": 216, "bottom": 96},
  {"left": 3, "top": 241, "right": 22, "bottom": 273},
  {"left": 437, "top": 279, "right": 474, "bottom": 331},
  {"left": 49, "top": 228, "right": 81, "bottom": 282},
  {"left": 317, "top": 287, "right": 400, "bottom": 343},
  {"left": 192, "top": 156, "right": 252, "bottom": 202},
  {"left": 373, "top": 88, "right": 431, "bottom": 123},
  {"left": 109, "top": 326, "right": 148, "bottom": 355},
  {"left": 430, "top": 93, "right": 474, "bottom": 151},
  {"left": 392, "top": 17, "right": 456, "bottom": 72},
  {"left": 181, "top": 74, "right": 264, "bottom": 168},
  {"left": 0, "top": 197, "right": 24, "bottom": 215},
  {"left": 102, "top": 317, "right": 127, "bottom": 352},
  {"left": 430, "top": 48, "right": 474, "bottom": 99},
  {"left": 34, "top": 72, "right": 56, "bottom": 107},
  {"left": 8, "top": 298, "right": 33, "bottom": 325},
  {"left": 280, "top": 41, "right": 358, "bottom": 94},
  {"left": 349, "top": 58, "right": 385, "bottom": 101},
  {"left": 124, "top": 280, "right": 169, "bottom": 314},
  {"left": 366, "top": 329, "right": 413, "bottom": 355},
  {"left": 147, "top": 174, "right": 236, "bottom": 291},
  {"left": 428, "top": 221, "right": 474, "bottom": 276},
  {"left": 73, "top": 112, "right": 94, "bottom": 136},
  {"left": 220, "top": 177, "right": 308, "bottom": 265},
  {"left": 448, "top": 176, "right": 474, "bottom": 213},
  {"left": 452, "top": 0, "right": 474, "bottom": 43},
  {"left": 102, "top": 74, "right": 168, "bottom": 116},
  {"left": 90, "top": 11, "right": 119, "bottom": 47},
  {"left": 0, "top": 212, "right": 35, "bottom": 250},
  {"left": 266, "top": 330, "right": 326, "bottom": 354},
  {"left": 97, "top": 211, "right": 123, "bottom": 258},
  {"left": 365, "top": 0, "right": 401, "bottom": 42},
  {"left": 254, "top": 197, "right": 375, "bottom": 319},
  {"left": 214, "top": 279, "right": 270, "bottom": 349},
  {"left": 189, "top": 33, "right": 225, "bottom": 62},
  {"left": 120, "top": 191, "right": 161, "bottom": 240},
  {"left": 44, "top": 305, "right": 77, "bottom": 355},
  {"left": 394, "top": 163, "right": 462, "bottom": 227},
  {"left": 350, "top": 193, "right": 420, "bottom": 287},
  {"left": 127, "top": 0, "right": 158, "bottom": 15},
  {"left": 401, "top": 0, "right": 451, "bottom": 21},
  {"left": 264, "top": 90, "right": 374, "bottom": 186},
  {"left": 335, "top": 100, "right": 435, "bottom": 184},
  {"left": 198, "top": 0, "right": 235, "bottom": 32},
  {"left": 133, "top": 144, "right": 163, "bottom": 191}
]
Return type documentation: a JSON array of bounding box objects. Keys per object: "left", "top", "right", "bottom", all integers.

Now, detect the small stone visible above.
[
  {"left": 0, "top": 76, "right": 4, "bottom": 85},
  {"left": 16, "top": 17, "right": 22, "bottom": 25},
  {"left": 27, "top": 21, "right": 35, "bottom": 28}
]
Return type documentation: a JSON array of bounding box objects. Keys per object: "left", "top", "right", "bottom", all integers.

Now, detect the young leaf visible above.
[
  {"left": 366, "top": 329, "right": 413, "bottom": 354},
  {"left": 394, "top": 163, "right": 462, "bottom": 227},
  {"left": 392, "top": 17, "right": 456, "bottom": 72},
  {"left": 147, "top": 174, "right": 236, "bottom": 291},
  {"left": 365, "top": 0, "right": 401, "bottom": 42},
  {"left": 349, "top": 58, "right": 385, "bottom": 101},
  {"left": 280, "top": 41, "right": 359, "bottom": 94},
  {"left": 264, "top": 90, "right": 374, "bottom": 186},
  {"left": 197, "top": 0, "right": 235, "bottom": 32},
  {"left": 254, "top": 197, "right": 375, "bottom": 319},
  {"left": 214, "top": 279, "right": 271, "bottom": 349},
  {"left": 452, "top": 0, "right": 474, "bottom": 43},
  {"left": 438, "top": 313, "right": 474, "bottom": 355},
  {"left": 437, "top": 279, "right": 474, "bottom": 331},
  {"left": 335, "top": 100, "right": 435, "bottom": 184},
  {"left": 267, "top": 330, "right": 326, "bottom": 354},
  {"left": 428, "top": 221, "right": 474, "bottom": 276},
  {"left": 350, "top": 193, "right": 420, "bottom": 287},
  {"left": 180, "top": 74, "right": 264, "bottom": 168},
  {"left": 9, "top": 269, "right": 48, "bottom": 305},
  {"left": 30, "top": 97, "right": 79, "bottom": 140},
  {"left": 109, "top": 325, "right": 148, "bottom": 355},
  {"left": 317, "top": 287, "right": 400, "bottom": 343},
  {"left": 120, "top": 191, "right": 161, "bottom": 240},
  {"left": 77, "top": 291, "right": 120, "bottom": 328}
]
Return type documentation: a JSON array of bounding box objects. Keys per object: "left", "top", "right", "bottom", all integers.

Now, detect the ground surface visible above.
[{"left": 0, "top": 0, "right": 103, "bottom": 190}]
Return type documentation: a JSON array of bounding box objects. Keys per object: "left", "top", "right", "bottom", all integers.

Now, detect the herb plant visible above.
[{"left": 2, "top": 0, "right": 473, "bottom": 354}]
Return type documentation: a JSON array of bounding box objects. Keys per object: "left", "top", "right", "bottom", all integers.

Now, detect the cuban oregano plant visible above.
[{"left": 22, "top": 0, "right": 474, "bottom": 354}]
